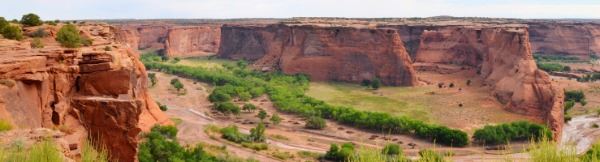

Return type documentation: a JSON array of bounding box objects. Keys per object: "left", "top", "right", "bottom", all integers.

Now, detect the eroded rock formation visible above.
[
  {"left": 0, "top": 23, "right": 170, "bottom": 162},
  {"left": 403, "top": 25, "right": 565, "bottom": 138},
  {"left": 218, "top": 24, "right": 418, "bottom": 86},
  {"left": 164, "top": 26, "right": 221, "bottom": 57},
  {"left": 528, "top": 22, "right": 600, "bottom": 56},
  {"left": 116, "top": 24, "right": 221, "bottom": 58}
]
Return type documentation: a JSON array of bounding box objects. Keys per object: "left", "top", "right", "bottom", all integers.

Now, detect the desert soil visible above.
[{"left": 148, "top": 70, "right": 537, "bottom": 161}]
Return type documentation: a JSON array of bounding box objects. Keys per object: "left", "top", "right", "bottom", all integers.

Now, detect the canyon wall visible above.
[
  {"left": 164, "top": 26, "right": 221, "bottom": 57},
  {"left": 528, "top": 22, "right": 600, "bottom": 56},
  {"left": 219, "top": 23, "right": 564, "bottom": 138},
  {"left": 407, "top": 25, "right": 564, "bottom": 138},
  {"left": 0, "top": 24, "right": 170, "bottom": 162},
  {"left": 116, "top": 24, "right": 221, "bottom": 57},
  {"left": 218, "top": 24, "right": 418, "bottom": 86}
]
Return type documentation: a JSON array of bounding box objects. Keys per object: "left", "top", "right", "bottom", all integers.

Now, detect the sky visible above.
[{"left": 1, "top": 0, "right": 599, "bottom": 20}]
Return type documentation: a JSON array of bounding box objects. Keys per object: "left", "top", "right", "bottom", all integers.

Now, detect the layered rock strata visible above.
[
  {"left": 0, "top": 23, "right": 170, "bottom": 162},
  {"left": 218, "top": 24, "right": 418, "bottom": 86}
]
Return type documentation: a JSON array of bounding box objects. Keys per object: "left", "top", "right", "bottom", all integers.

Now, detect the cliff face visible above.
[
  {"left": 404, "top": 26, "right": 564, "bottom": 138},
  {"left": 116, "top": 24, "right": 221, "bottom": 58},
  {"left": 218, "top": 24, "right": 418, "bottom": 86},
  {"left": 528, "top": 23, "right": 600, "bottom": 56},
  {"left": 164, "top": 26, "right": 221, "bottom": 57},
  {"left": 0, "top": 24, "right": 170, "bottom": 162}
]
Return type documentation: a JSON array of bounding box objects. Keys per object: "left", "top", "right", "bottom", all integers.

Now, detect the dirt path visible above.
[{"left": 147, "top": 71, "right": 532, "bottom": 161}]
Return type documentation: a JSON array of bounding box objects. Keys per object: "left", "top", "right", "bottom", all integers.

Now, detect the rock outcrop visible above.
[
  {"left": 528, "top": 22, "right": 600, "bottom": 56},
  {"left": 164, "top": 26, "right": 221, "bottom": 57},
  {"left": 0, "top": 23, "right": 170, "bottom": 162},
  {"left": 218, "top": 24, "right": 418, "bottom": 86},
  {"left": 396, "top": 25, "right": 564, "bottom": 138},
  {"left": 116, "top": 24, "right": 221, "bottom": 58}
]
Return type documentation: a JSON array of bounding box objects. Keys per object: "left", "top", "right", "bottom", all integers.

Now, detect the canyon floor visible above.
[{"left": 145, "top": 57, "right": 575, "bottom": 161}]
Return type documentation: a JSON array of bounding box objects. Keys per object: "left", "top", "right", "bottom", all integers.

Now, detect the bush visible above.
[
  {"left": 220, "top": 125, "right": 246, "bottom": 143},
  {"left": 81, "top": 37, "right": 93, "bottom": 46},
  {"left": 324, "top": 143, "right": 355, "bottom": 162},
  {"left": 258, "top": 109, "right": 267, "bottom": 121},
  {"left": 30, "top": 38, "right": 44, "bottom": 48},
  {"left": 248, "top": 122, "right": 266, "bottom": 142},
  {"left": 371, "top": 78, "right": 381, "bottom": 89},
  {"left": 214, "top": 102, "right": 240, "bottom": 115},
  {"left": 139, "top": 125, "right": 220, "bottom": 162},
  {"left": 20, "top": 13, "right": 43, "bottom": 26},
  {"left": 564, "top": 100, "right": 575, "bottom": 113},
  {"left": 148, "top": 73, "right": 157, "bottom": 87},
  {"left": 473, "top": 121, "right": 552, "bottom": 145},
  {"left": 270, "top": 114, "right": 282, "bottom": 125},
  {"left": 156, "top": 102, "right": 168, "bottom": 111},
  {"left": 31, "top": 28, "right": 48, "bottom": 38},
  {"left": 382, "top": 143, "right": 402, "bottom": 155},
  {"left": 104, "top": 46, "right": 112, "bottom": 51},
  {"left": 565, "top": 90, "right": 585, "bottom": 103},
  {"left": 305, "top": 116, "right": 326, "bottom": 130},
  {"left": 56, "top": 24, "right": 81, "bottom": 48},
  {"left": 0, "top": 17, "right": 8, "bottom": 30},
  {"left": 242, "top": 103, "right": 257, "bottom": 112},
  {"left": 1, "top": 25, "right": 23, "bottom": 40}
]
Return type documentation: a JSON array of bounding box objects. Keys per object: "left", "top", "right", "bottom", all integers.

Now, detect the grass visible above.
[
  {"left": 0, "top": 139, "right": 63, "bottom": 162},
  {"left": 241, "top": 142, "right": 268, "bottom": 151},
  {"left": 0, "top": 119, "right": 13, "bottom": 132},
  {"left": 81, "top": 140, "right": 109, "bottom": 162},
  {"left": 306, "top": 82, "right": 431, "bottom": 122},
  {"left": 529, "top": 139, "right": 579, "bottom": 162},
  {"left": 171, "top": 117, "right": 183, "bottom": 126},
  {"left": 348, "top": 148, "right": 409, "bottom": 162},
  {"left": 269, "top": 134, "right": 289, "bottom": 141},
  {"left": 173, "top": 56, "right": 235, "bottom": 69},
  {"left": 271, "top": 150, "right": 294, "bottom": 160}
]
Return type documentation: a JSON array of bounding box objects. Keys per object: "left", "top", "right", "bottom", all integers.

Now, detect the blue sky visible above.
[{"left": 1, "top": 0, "right": 599, "bottom": 20}]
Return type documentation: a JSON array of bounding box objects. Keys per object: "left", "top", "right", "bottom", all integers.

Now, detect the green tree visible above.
[
  {"left": 361, "top": 79, "right": 371, "bottom": 87},
  {"left": 1, "top": 25, "right": 23, "bottom": 40},
  {"left": 242, "top": 103, "right": 257, "bottom": 112},
  {"left": 324, "top": 143, "right": 355, "bottom": 161},
  {"left": 564, "top": 100, "right": 575, "bottom": 113},
  {"left": 0, "top": 17, "right": 8, "bottom": 30},
  {"left": 270, "top": 114, "right": 282, "bottom": 125},
  {"left": 20, "top": 13, "right": 43, "bottom": 26},
  {"left": 239, "top": 91, "right": 252, "bottom": 101},
  {"left": 371, "top": 78, "right": 381, "bottom": 90},
  {"left": 249, "top": 122, "right": 266, "bottom": 142},
  {"left": 305, "top": 116, "right": 326, "bottom": 130},
  {"left": 56, "top": 24, "right": 82, "bottom": 48},
  {"left": 258, "top": 109, "right": 267, "bottom": 121},
  {"left": 148, "top": 73, "right": 157, "bottom": 87}
]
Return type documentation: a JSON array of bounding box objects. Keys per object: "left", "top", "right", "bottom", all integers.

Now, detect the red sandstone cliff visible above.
[
  {"left": 218, "top": 24, "right": 418, "bottom": 86},
  {"left": 116, "top": 24, "right": 221, "bottom": 58},
  {"left": 408, "top": 26, "right": 564, "bottom": 138},
  {"left": 164, "top": 26, "right": 221, "bottom": 57},
  {"left": 528, "top": 22, "right": 600, "bottom": 56},
  {"left": 0, "top": 23, "right": 170, "bottom": 162}
]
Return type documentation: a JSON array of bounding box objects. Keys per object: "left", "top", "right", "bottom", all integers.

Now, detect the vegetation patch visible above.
[
  {"left": 141, "top": 53, "right": 469, "bottom": 146},
  {"left": 473, "top": 121, "right": 552, "bottom": 145}
]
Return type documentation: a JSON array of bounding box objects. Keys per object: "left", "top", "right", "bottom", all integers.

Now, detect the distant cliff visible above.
[{"left": 218, "top": 24, "right": 418, "bottom": 86}]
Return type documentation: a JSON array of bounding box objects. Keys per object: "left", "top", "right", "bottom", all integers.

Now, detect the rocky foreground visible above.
[{"left": 0, "top": 23, "right": 170, "bottom": 162}]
